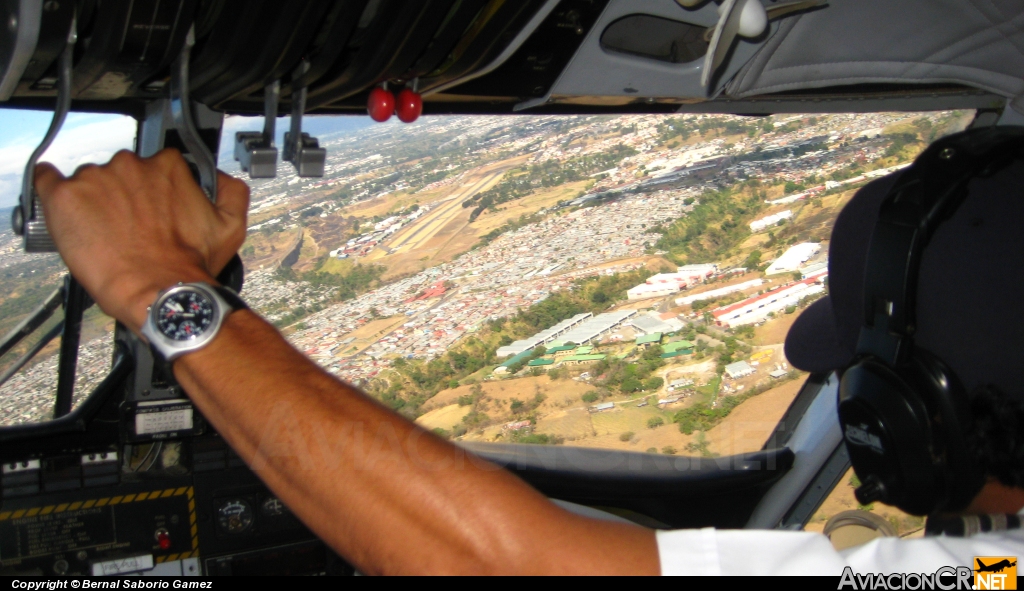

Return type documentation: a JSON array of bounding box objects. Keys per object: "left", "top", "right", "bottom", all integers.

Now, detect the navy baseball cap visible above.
[{"left": 784, "top": 160, "right": 1024, "bottom": 397}]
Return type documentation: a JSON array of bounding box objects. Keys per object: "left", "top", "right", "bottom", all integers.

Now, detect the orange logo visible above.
[{"left": 974, "top": 557, "right": 1017, "bottom": 590}]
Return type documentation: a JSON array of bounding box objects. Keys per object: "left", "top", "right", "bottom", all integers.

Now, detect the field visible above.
[
  {"left": 422, "top": 375, "right": 593, "bottom": 413},
  {"left": 751, "top": 311, "right": 801, "bottom": 348},
  {"left": 417, "top": 404, "right": 472, "bottom": 432},
  {"left": 335, "top": 316, "right": 408, "bottom": 357},
  {"left": 241, "top": 228, "right": 303, "bottom": 271},
  {"left": 364, "top": 158, "right": 528, "bottom": 279},
  {"left": 385, "top": 168, "right": 509, "bottom": 255}
]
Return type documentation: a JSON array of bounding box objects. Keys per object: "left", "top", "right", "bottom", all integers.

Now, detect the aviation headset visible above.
[{"left": 837, "top": 125, "right": 1024, "bottom": 516}]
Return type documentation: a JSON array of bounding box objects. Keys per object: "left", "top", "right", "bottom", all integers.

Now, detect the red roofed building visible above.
[{"left": 712, "top": 275, "right": 827, "bottom": 328}]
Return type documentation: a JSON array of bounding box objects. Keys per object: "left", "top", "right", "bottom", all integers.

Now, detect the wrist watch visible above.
[{"left": 141, "top": 282, "right": 247, "bottom": 362}]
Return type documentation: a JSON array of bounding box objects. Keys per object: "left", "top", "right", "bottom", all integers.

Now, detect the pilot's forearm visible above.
[{"left": 174, "top": 309, "right": 660, "bottom": 575}]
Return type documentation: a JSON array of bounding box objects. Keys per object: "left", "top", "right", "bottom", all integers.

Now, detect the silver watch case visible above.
[{"left": 141, "top": 282, "right": 231, "bottom": 362}]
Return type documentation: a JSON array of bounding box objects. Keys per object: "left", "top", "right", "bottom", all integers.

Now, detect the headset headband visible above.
[{"left": 857, "top": 126, "right": 1024, "bottom": 365}]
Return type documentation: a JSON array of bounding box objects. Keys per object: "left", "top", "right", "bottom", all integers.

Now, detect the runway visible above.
[{"left": 385, "top": 166, "right": 512, "bottom": 255}]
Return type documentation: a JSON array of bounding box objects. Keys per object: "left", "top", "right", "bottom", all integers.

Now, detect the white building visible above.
[
  {"left": 627, "top": 283, "right": 681, "bottom": 301},
  {"left": 626, "top": 264, "right": 718, "bottom": 300},
  {"left": 496, "top": 313, "right": 594, "bottom": 357},
  {"left": 677, "top": 263, "right": 719, "bottom": 278},
  {"left": 765, "top": 243, "right": 821, "bottom": 275},
  {"left": 558, "top": 310, "right": 637, "bottom": 345},
  {"left": 712, "top": 276, "right": 826, "bottom": 328},
  {"left": 724, "top": 361, "right": 755, "bottom": 379},
  {"left": 749, "top": 210, "right": 793, "bottom": 232},
  {"left": 675, "top": 279, "right": 763, "bottom": 306}
]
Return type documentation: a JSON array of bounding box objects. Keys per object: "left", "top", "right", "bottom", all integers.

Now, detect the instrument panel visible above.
[
  {"left": 0, "top": 382, "right": 353, "bottom": 576},
  {"left": 0, "top": 430, "right": 352, "bottom": 573}
]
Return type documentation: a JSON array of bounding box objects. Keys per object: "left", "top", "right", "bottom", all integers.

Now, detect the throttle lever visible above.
[{"left": 11, "top": 13, "right": 76, "bottom": 253}]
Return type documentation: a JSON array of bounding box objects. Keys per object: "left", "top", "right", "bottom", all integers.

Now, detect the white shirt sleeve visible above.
[{"left": 657, "top": 527, "right": 1024, "bottom": 575}]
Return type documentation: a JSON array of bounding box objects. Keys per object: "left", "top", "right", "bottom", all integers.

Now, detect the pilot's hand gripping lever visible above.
[
  {"left": 10, "top": 14, "right": 76, "bottom": 252},
  {"left": 171, "top": 26, "right": 244, "bottom": 291}
]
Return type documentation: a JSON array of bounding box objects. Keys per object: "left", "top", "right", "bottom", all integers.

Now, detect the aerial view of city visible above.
[{"left": 0, "top": 108, "right": 971, "bottom": 535}]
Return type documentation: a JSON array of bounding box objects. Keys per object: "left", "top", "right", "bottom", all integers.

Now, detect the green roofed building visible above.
[
  {"left": 528, "top": 358, "right": 555, "bottom": 367},
  {"left": 546, "top": 344, "right": 576, "bottom": 355},
  {"left": 575, "top": 345, "right": 595, "bottom": 355},
  {"left": 635, "top": 332, "right": 663, "bottom": 347},
  {"left": 662, "top": 340, "right": 694, "bottom": 354},
  {"left": 495, "top": 349, "right": 533, "bottom": 373}
]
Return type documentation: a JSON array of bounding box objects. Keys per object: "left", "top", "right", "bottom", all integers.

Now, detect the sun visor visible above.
[{"left": 726, "top": 0, "right": 1024, "bottom": 109}]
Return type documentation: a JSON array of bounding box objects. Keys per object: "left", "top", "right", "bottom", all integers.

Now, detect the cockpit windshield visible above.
[
  {"left": 223, "top": 109, "right": 969, "bottom": 455},
  {"left": 0, "top": 111, "right": 134, "bottom": 422}
]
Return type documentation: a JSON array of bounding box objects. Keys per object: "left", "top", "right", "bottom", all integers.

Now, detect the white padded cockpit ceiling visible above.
[{"left": 726, "top": 0, "right": 1024, "bottom": 109}]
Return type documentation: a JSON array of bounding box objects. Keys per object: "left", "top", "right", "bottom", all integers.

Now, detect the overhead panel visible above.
[
  {"left": 436, "top": 0, "right": 609, "bottom": 101},
  {"left": 71, "top": 0, "right": 199, "bottom": 100},
  {"left": 190, "top": 0, "right": 331, "bottom": 107},
  {"left": 304, "top": 0, "right": 458, "bottom": 110},
  {"left": 544, "top": 0, "right": 772, "bottom": 104}
]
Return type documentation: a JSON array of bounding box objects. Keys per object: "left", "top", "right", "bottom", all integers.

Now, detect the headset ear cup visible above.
[
  {"left": 839, "top": 351, "right": 985, "bottom": 515},
  {"left": 839, "top": 358, "right": 939, "bottom": 515},
  {"left": 907, "top": 349, "right": 985, "bottom": 511}
]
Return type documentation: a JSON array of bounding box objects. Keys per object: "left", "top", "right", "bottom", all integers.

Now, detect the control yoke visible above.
[{"left": 11, "top": 13, "right": 76, "bottom": 253}]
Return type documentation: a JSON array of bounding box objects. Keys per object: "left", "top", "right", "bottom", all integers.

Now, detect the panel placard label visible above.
[
  {"left": 0, "top": 507, "right": 115, "bottom": 560},
  {"left": 135, "top": 406, "right": 193, "bottom": 435}
]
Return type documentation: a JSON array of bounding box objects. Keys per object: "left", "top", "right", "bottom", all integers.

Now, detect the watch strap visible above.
[{"left": 212, "top": 285, "right": 248, "bottom": 312}]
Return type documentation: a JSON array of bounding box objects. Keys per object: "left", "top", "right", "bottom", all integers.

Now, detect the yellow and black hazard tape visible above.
[
  {"left": 158, "top": 486, "right": 200, "bottom": 563},
  {"left": 0, "top": 486, "right": 199, "bottom": 562}
]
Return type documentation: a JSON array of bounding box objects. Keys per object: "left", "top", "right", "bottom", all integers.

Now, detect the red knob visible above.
[
  {"left": 367, "top": 87, "right": 395, "bottom": 122},
  {"left": 396, "top": 89, "right": 422, "bottom": 123},
  {"left": 157, "top": 531, "right": 172, "bottom": 550}
]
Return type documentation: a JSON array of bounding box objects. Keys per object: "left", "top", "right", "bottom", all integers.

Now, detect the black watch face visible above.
[{"left": 156, "top": 290, "right": 216, "bottom": 341}]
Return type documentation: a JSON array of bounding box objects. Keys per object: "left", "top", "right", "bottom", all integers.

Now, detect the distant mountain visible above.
[
  {"left": 0, "top": 176, "right": 18, "bottom": 209},
  {"left": 0, "top": 116, "right": 372, "bottom": 207}
]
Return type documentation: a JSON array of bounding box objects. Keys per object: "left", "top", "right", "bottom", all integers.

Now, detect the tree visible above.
[
  {"left": 647, "top": 416, "right": 665, "bottom": 429},
  {"left": 582, "top": 391, "right": 599, "bottom": 403},
  {"left": 641, "top": 345, "right": 664, "bottom": 361},
  {"left": 619, "top": 431, "right": 634, "bottom": 442},
  {"left": 661, "top": 446, "right": 677, "bottom": 455},
  {"left": 742, "top": 250, "right": 762, "bottom": 269},
  {"left": 643, "top": 377, "right": 664, "bottom": 391},
  {"left": 784, "top": 181, "right": 806, "bottom": 194},
  {"left": 510, "top": 400, "right": 524, "bottom": 412},
  {"left": 621, "top": 377, "right": 643, "bottom": 393}
]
